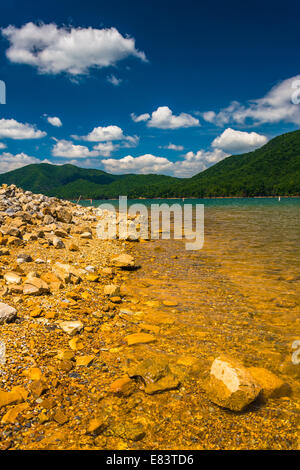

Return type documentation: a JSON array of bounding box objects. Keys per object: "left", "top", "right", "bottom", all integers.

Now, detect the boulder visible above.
[{"left": 204, "top": 356, "right": 262, "bottom": 411}]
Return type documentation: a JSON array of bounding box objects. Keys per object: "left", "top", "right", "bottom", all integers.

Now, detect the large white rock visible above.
[
  {"left": 204, "top": 356, "right": 262, "bottom": 411},
  {"left": 0, "top": 303, "right": 17, "bottom": 325}
]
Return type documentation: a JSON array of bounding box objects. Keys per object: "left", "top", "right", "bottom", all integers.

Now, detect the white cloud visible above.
[
  {"left": 2, "top": 22, "right": 146, "bottom": 76},
  {"left": 0, "top": 152, "right": 50, "bottom": 173},
  {"left": 101, "top": 148, "right": 228, "bottom": 177},
  {"left": 212, "top": 128, "right": 268, "bottom": 153},
  {"left": 107, "top": 74, "right": 122, "bottom": 86},
  {"left": 0, "top": 118, "right": 46, "bottom": 139},
  {"left": 147, "top": 106, "right": 200, "bottom": 129},
  {"left": 131, "top": 112, "right": 150, "bottom": 123},
  {"left": 0, "top": 143, "right": 6, "bottom": 149},
  {"left": 52, "top": 139, "right": 101, "bottom": 158},
  {"left": 76, "top": 125, "right": 138, "bottom": 146},
  {"left": 172, "top": 149, "right": 229, "bottom": 177},
  {"left": 203, "top": 75, "right": 300, "bottom": 126},
  {"left": 102, "top": 154, "right": 173, "bottom": 174},
  {"left": 47, "top": 116, "right": 62, "bottom": 127},
  {"left": 161, "top": 143, "right": 184, "bottom": 151},
  {"left": 93, "top": 142, "right": 118, "bottom": 157}
]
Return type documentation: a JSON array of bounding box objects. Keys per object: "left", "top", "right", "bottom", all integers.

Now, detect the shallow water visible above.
[{"left": 82, "top": 197, "right": 300, "bottom": 449}]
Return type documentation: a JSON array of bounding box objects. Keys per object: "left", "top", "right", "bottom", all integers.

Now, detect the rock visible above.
[
  {"left": 111, "top": 254, "right": 135, "bottom": 269},
  {"left": 0, "top": 248, "right": 10, "bottom": 256},
  {"left": 110, "top": 377, "right": 136, "bottom": 397},
  {"left": 59, "top": 359, "right": 74, "bottom": 372},
  {"left": 23, "top": 277, "right": 50, "bottom": 296},
  {"left": 104, "top": 284, "right": 121, "bottom": 297},
  {"left": 110, "top": 296, "right": 122, "bottom": 303},
  {"left": 123, "top": 422, "right": 146, "bottom": 442},
  {"left": 53, "top": 410, "right": 69, "bottom": 425},
  {"left": 85, "top": 265, "right": 95, "bottom": 272},
  {"left": 4, "top": 272, "right": 22, "bottom": 284},
  {"left": 87, "top": 417, "right": 109, "bottom": 436},
  {"left": 86, "top": 274, "right": 99, "bottom": 282},
  {"left": 69, "top": 243, "right": 79, "bottom": 252},
  {"left": 69, "top": 337, "right": 84, "bottom": 351},
  {"left": 29, "top": 380, "right": 48, "bottom": 398},
  {"left": 128, "top": 358, "right": 180, "bottom": 394},
  {"left": 80, "top": 232, "right": 92, "bottom": 239},
  {"left": 54, "top": 229, "right": 68, "bottom": 238},
  {"left": 23, "top": 233, "right": 38, "bottom": 242},
  {"left": 76, "top": 355, "right": 95, "bottom": 367},
  {"left": 23, "top": 367, "right": 43, "bottom": 381},
  {"left": 40, "top": 272, "right": 63, "bottom": 291},
  {"left": 0, "top": 302, "right": 17, "bottom": 324},
  {"left": 35, "top": 258, "right": 46, "bottom": 264},
  {"left": 17, "top": 253, "right": 33, "bottom": 263},
  {"left": 56, "top": 350, "right": 75, "bottom": 361},
  {"left": 55, "top": 208, "right": 72, "bottom": 224},
  {"left": 52, "top": 236, "right": 65, "bottom": 249},
  {"left": 59, "top": 320, "right": 83, "bottom": 336},
  {"left": 204, "top": 356, "right": 262, "bottom": 411},
  {"left": 0, "top": 386, "right": 28, "bottom": 409},
  {"left": 248, "top": 367, "right": 291, "bottom": 400},
  {"left": 53, "top": 262, "right": 82, "bottom": 284},
  {"left": 44, "top": 214, "right": 55, "bottom": 225},
  {"left": 1, "top": 402, "right": 29, "bottom": 424},
  {"left": 125, "top": 333, "right": 156, "bottom": 346},
  {"left": 163, "top": 300, "right": 178, "bottom": 307}
]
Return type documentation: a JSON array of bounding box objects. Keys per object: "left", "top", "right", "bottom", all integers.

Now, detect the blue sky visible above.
[{"left": 0, "top": 0, "right": 300, "bottom": 177}]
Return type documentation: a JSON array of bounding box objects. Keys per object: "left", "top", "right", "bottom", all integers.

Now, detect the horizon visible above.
[{"left": 1, "top": 0, "right": 300, "bottom": 178}]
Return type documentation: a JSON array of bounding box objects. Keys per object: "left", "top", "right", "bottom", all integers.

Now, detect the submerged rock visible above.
[
  {"left": 128, "top": 357, "right": 180, "bottom": 394},
  {"left": 248, "top": 367, "right": 291, "bottom": 400},
  {"left": 204, "top": 356, "right": 261, "bottom": 411}
]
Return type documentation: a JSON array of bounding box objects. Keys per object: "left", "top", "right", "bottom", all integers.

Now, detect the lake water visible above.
[{"left": 78, "top": 197, "right": 300, "bottom": 448}]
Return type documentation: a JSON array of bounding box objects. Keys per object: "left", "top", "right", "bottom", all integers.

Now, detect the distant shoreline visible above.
[{"left": 73, "top": 195, "right": 300, "bottom": 202}]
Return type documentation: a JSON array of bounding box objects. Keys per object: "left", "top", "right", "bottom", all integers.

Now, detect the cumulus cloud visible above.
[
  {"left": 132, "top": 106, "right": 200, "bottom": 129},
  {"left": 2, "top": 22, "right": 146, "bottom": 76},
  {"left": 161, "top": 143, "right": 184, "bottom": 151},
  {"left": 47, "top": 116, "right": 62, "bottom": 127},
  {"left": 102, "top": 154, "right": 173, "bottom": 174},
  {"left": 212, "top": 128, "right": 268, "bottom": 153},
  {"left": 101, "top": 148, "right": 228, "bottom": 177},
  {"left": 93, "top": 142, "right": 119, "bottom": 157},
  {"left": 172, "top": 149, "right": 229, "bottom": 177},
  {"left": 0, "top": 118, "right": 46, "bottom": 139},
  {"left": 75, "top": 125, "right": 139, "bottom": 147},
  {"left": 107, "top": 74, "right": 122, "bottom": 86},
  {"left": 202, "top": 75, "right": 300, "bottom": 126},
  {"left": 0, "top": 152, "right": 49, "bottom": 173},
  {"left": 52, "top": 139, "right": 101, "bottom": 158}
]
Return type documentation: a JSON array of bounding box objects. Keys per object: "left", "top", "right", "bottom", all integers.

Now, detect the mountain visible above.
[
  {"left": 0, "top": 163, "right": 178, "bottom": 199},
  {"left": 0, "top": 129, "right": 299, "bottom": 198}
]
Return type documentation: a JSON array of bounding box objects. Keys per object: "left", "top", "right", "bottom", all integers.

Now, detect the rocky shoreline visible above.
[{"left": 0, "top": 185, "right": 298, "bottom": 450}]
